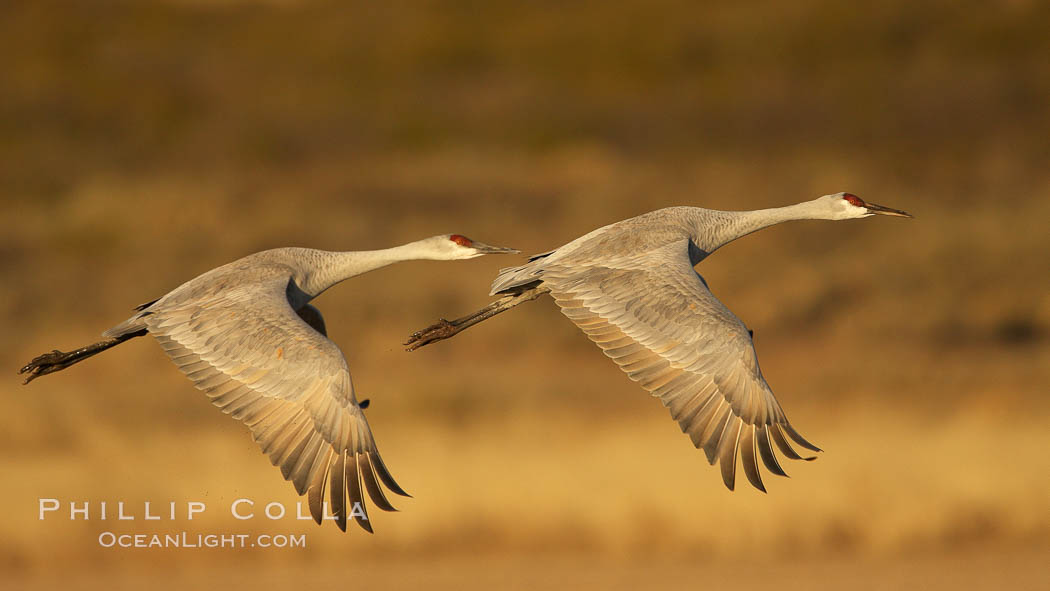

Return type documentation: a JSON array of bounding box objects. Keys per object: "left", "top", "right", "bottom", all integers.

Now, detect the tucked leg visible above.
[
  {"left": 405, "top": 286, "right": 549, "bottom": 351},
  {"left": 19, "top": 329, "right": 147, "bottom": 384}
]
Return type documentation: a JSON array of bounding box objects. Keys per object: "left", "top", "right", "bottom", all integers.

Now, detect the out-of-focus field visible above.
[{"left": 2, "top": 1, "right": 1048, "bottom": 589}]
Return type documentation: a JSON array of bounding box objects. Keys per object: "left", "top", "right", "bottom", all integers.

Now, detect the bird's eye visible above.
[
  {"left": 449, "top": 234, "right": 473, "bottom": 247},
  {"left": 842, "top": 194, "right": 865, "bottom": 207}
]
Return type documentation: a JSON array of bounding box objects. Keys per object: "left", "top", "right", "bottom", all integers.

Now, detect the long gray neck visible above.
[
  {"left": 690, "top": 200, "right": 831, "bottom": 255},
  {"left": 299, "top": 243, "right": 426, "bottom": 299}
]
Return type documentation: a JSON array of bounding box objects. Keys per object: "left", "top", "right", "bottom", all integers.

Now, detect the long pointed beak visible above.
[
  {"left": 471, "top": 241, "right": 519, "bottom": 254},
  {"left": 866, "top": 202, "right": 913, "bottom": 218}
]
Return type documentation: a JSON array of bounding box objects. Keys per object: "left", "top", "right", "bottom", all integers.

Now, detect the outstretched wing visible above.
[
  {"left": 143, "top": 271, "right": 408, "bottom": 531},
  {"left": 541, "top": 239, "right": 820, "bottom": 492}
]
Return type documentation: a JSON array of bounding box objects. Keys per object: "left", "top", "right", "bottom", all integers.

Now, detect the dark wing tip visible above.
[
  {"left": 330, "top": 453, "right": 348, "bottom": 532},
  {"left": 360, "top": 454, "right": 398, "bottom": 512},
  {"left": 354, "top": 515, "right": 374, "bottom": 534},
  {"left": 347, "top": 451, "right": 375, "bottom": 533},
  {"left": 756, "top": 426, "right": 789, "bottom": 478},
  {"left": 783, "top": 422, "right": 822, "bottom": 453},
  {"left": 739, "top": 427, "right": 767, "bottom": 493},
  {"left": 307, "top": 491, "right": 323, "bottom": 525},
  {"left": 701, "top": 406, "right": 733, "bottom": 465},
  {"left": 717, "top": 421, "right": 742, "bottom": 491},
  {"left": 371, "top": 451, "right": 412, "bottom": 498}
]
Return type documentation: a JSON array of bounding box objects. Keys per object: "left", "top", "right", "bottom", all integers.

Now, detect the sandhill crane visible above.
[
  {"left": 406, "top": 194, "right": 911, "bottom": 492},
  {"left": 20, "top": 234, "right": 517, "bottom": 532}
]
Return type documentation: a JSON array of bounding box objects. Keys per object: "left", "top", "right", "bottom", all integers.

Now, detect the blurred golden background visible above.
[{"left": 2, "top": 0, "right": 1048, "bottom": 589}]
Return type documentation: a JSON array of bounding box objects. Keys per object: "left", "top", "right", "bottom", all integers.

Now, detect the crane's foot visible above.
[
  {"left": 404, "top": 319, "right": 459, "bottom": 352},
  {"left": 19, "top": 349, "right": 77, "bottom": 384},
  {"left": 19, "top": 333, "right": 141, "bottom": 385}
]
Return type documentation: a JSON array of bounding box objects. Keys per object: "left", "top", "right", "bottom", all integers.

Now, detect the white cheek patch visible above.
[{"left": 842, "top": 201, "right": 870, "bottom": 218}]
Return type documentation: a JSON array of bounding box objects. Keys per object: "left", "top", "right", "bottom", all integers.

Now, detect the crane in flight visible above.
[
  {"left": 20, "top": 234, "right": 517, "bottom": 532},
  {"left": 406, "top": 193, "right": 911, "bottom": 492}
]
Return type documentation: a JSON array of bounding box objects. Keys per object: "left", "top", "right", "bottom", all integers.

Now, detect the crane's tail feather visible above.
[
  {"left": 19, "top": 329, "right": 147, "bottom": 384},
  {"left": 489, "top": 253, "right": 551, "bottom": 295}
]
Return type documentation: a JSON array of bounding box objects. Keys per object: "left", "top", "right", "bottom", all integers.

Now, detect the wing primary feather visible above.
[
  {"left": 739, "top": 425, "right": 766, "bottom": 492},
  {"left": 756, "top": 425, "right": 788, "bottom": 477},
  {"left": 359, "top": 453, "right": 397, "bottom": 512},
  {"left": 701, "top": 404, "right": 733, "bottom": 464},
  {"left": 770, "top": 423, "right": 807, "bottom": 461},
  {"left": 329, "top": 453, "right": 347, "bottom": 532},
  {"left": 717, "top": 419, "right": 742, "bottom": 491},
  {"left": 685, "top": 396, "right": 725, "bottom": 447},
  {"left": 347, "top": 453, "right": 373, "bottom": 533},
  {"left": 783, "top": 422, "right": 822, "bottom": 453},
  {"left": 307, "top": 448, "right": 333, "bottom": 524},
  {"left": 370, "top": 451, "right": 411, "bottom": 498}
]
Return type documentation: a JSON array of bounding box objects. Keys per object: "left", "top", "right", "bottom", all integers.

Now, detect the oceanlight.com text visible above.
[{"left": 97, "top": 531, "right": 306, "bottom": 549}]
